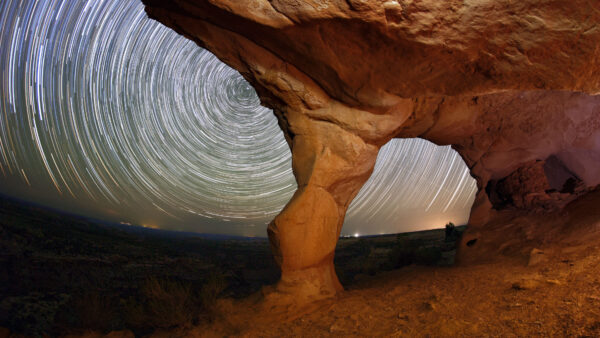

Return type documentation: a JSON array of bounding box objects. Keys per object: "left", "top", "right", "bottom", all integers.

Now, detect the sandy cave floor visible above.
[{"left": 173, "top": 242, "right": 600, "bottom": 337}]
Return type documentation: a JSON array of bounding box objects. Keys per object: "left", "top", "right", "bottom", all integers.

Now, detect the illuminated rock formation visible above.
[{"left": 142, "top": 0, "right": 600, "bottom": 300}]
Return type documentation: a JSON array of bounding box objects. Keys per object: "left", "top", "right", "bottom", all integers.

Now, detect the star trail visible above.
[{"left": 0, "top": 0, "right": 477, "bottom": 236}]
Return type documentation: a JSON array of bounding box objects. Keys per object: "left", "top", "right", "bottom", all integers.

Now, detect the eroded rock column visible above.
[{"left": 266, "top": 107, "right": 380, "bottom": 300}]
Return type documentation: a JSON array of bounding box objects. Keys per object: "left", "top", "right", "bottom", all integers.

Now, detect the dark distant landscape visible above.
[{"left": 0, "top": 195, "right": 464, "bottom": 336}]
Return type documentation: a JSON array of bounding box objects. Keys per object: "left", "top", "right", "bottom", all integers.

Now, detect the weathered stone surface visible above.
[
  {"left": 267, "top": 109, "right": 380, "bottom": 297},
  {"left": 142, "top": 0, "right": 600, "bottom": 299},
  {"left": 486, "top": 158, "right": 584, "bottom": 211}
]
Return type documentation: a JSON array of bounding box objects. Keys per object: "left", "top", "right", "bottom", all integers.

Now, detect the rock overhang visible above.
[{"left": 142, "top": 0, "right": 600, "bottom": 300}]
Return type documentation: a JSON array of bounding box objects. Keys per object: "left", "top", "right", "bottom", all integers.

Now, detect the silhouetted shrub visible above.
[
  {"left": 386, "top": 238, "right": 443, "bottom": 268},
  {"left": 199, "top": 272, "right": 226, "bottom": 318},
  {"left": 386, "top": 244, "right": 414, "bottom": 269},
  {"left": 386, "top": 238, "right": 420, "bottom": 268},
  {"left": 70, "top": 291, "right": 121, "bottom": 331},
  {"left": 414, "top": 247, "right": 442, "bottom": 266},
  {"left": 445, "top": 222, "right": 457, "bottom": 242},
  {"left": 354, "top": 238, "right": 373, "bottom": 256},
  {"left": 124, "top": 277, "right": 196, "bottom": 330},
  {"left": 0, "top": 292, "right": 70, "bottom": 337},
  {"left": 360, "top": 257, "right": 381, "bottom": 276}
]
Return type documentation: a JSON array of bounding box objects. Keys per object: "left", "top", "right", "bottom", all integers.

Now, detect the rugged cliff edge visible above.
[{"left": 142, "top": 0, "right": 600, "bottom": 302}]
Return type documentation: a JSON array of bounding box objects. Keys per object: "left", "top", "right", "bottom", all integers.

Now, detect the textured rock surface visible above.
[{"left": 142, "top": 0, "right": 600, "bottom": 300}]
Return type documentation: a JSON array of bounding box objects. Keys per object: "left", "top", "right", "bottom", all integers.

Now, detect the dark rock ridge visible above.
[{"left": 142, "top": 0, "right": 600, "bottom": 302}]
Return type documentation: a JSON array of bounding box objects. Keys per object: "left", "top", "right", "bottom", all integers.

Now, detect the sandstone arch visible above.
[{"left": 142, "top": 0, "right": 600, "bottom": 301}]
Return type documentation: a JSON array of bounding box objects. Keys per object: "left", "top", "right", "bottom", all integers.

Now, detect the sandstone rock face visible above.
[
  {"left": 486, "top": 158, "right": 584, "bottom": 211},
  {"left": 142, "top": 0, "right": 600, "bottom": 300}
]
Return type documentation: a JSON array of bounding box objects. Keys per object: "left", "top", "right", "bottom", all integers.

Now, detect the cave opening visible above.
[
  {"left": 485, "top": 155, "right": 587, "bottom": 212},
  {"left": 334, "top": 138, "right": 478, "bottom": 284}
]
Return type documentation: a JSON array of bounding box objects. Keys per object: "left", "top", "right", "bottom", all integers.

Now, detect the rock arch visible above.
[{"left": 142, "top": 0, "right": 600, "bottom": 301}]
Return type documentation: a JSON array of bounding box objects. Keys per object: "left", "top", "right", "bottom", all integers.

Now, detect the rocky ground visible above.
[
  {"left": 178, "top": 191, "right": 600, "bottom": 337},
  {"left": 182, "top": 240, "right": 600, "bottom": 337},
  {"left": 2, "top": 193, "right": 599, "bottom": 337}
]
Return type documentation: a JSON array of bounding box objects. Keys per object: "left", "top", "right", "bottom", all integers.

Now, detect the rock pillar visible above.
[{"left": 266, "top": 107, "right": 380, "bottom": 300}]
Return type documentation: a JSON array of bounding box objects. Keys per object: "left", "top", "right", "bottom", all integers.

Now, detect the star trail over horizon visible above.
[{"left": 0, "top": 0, "right": 477, "bottom": 236}]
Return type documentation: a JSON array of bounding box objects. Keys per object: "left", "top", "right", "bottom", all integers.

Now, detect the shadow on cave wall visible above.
[{"left": 486, "top": 155, "right": 587, "bottom": 212}]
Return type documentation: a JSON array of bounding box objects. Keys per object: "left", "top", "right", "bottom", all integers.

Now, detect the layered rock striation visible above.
[{"left": 142, "top": 0, "right": 600, "bottom": 300}]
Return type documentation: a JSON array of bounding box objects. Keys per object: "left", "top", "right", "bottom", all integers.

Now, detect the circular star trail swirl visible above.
[{"left": 0, "top": 0, "right": 477, "bottom": 236}]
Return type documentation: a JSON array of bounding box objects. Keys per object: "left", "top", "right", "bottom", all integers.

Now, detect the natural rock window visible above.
[{"left": 345, "top": 138, "right": 477, "bottom": 236}]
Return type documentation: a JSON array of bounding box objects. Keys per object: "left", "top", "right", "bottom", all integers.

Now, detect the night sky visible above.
[{"left": 0, "top": 0, "right": 477, "bottom": 237}]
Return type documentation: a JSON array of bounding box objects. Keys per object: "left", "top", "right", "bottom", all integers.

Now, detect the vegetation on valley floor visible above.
[{"left": 0, "top": 195, "right": 463, "bottom": 336}]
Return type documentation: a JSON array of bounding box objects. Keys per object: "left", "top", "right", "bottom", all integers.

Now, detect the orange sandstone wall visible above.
[{"left": 142, "top": 0, "right": 600, "bottom": 298}]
